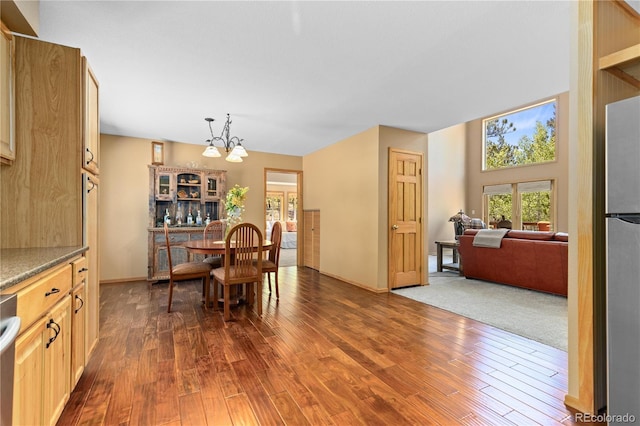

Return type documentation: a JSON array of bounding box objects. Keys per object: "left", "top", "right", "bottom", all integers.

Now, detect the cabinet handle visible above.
[
  {"left": 74, "top": 294, "right": 84, "bottom": 314},
  {"left": 45, "top": 288, "right": 60, "bottom": 297},
  {"left": 46, "top": 319, "right": 61, "bottom": 348},
  {"left": 79, "top": 267, "right": 88, "bottom": 273},
  {"left": 87, "top": 180, "right": 96, "bottom": 193},
  {"left": 86, "top": 147, "right": 94, "bottom": 165}
]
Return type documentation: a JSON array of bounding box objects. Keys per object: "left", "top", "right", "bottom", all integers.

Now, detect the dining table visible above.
[{"left": 183, "top": 238, "right": 273, "bottom": 308}]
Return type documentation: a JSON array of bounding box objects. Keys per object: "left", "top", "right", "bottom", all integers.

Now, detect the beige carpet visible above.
[
  {"left": 278, "top": 248, "right": 297, "bottom": 267},
  {"left": 393, "top": 255, "right": 568, "bottom": 351}
]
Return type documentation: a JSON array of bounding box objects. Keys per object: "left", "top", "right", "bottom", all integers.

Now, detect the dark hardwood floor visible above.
[{"left": 58, "top": 267, "right": 589, "bottom": 425}]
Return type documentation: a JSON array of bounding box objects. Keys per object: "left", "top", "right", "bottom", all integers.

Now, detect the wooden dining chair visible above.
[
  {"left": 211, "top": 223, "right": 263, "bottom": 321},
  {"left": 164, "top": 223, "right": 213, "bottom": 313},
  {"left": 259, "top": 221, "right": 283, "bottom": 299},
  {"left": 202, "top": 220, "right": 225, "bottom": 268}
]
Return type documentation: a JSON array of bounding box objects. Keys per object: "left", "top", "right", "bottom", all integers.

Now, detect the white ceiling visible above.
[{"left": 37, "top": 1, "right": 571, "bottom": 157}]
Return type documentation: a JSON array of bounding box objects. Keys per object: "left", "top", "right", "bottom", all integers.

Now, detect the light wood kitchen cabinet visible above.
[
  {"left": 6, "top": 32, "right": 102, "bottom": 361},
  {"left": 13, "top": 314, "right": 44, "bottom": 426},
  {"left": 70, "top": 283, "right": 85, "bottom": 388},
  {"left": 0, "top": 23, "right": 15, "bottom": 165},
  {"left": 70, "top": 257, "right": 88, "bottom": 388},
  {"left": 2, "top": 35, "right": 83, "bottom": 249},
  {"left": 85, "top": 173, "right": 99, "bottom": 354},
  {"left": 43, "top": 295, "right": 71, "bottom": 426},
  {"left": 83, "top": 57, "right": 99, "bottom": 175},
  {"left": 0, "top": 30, "right": 99, "bottom": 426},
  {"left": 12, "top": 263, "right": 73, "bottom": 426},
  {"left": 303, "top": 210, "right": 320, "bottom": 270}
]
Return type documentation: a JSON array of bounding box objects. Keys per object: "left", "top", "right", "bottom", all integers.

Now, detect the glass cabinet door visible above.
[
  {"left": 155, "top": 172, "right": 174, "bottom": 201},
  {"left": 205, "top": 176, "right": 218, "bottom": 200}
]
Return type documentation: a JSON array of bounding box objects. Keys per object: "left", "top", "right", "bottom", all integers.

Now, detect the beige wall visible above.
[
  {"left": 427, "top": 123, "right": 467, "bottom": 254},
  {"left": 378, "top": 126, "right": 429, "bottom": 287},
  {"left": 464, "top": 92, "right": 570, "bottom": 233},
  {"left": 303, "top": 127, "right": 380, "bottom": 289},
  {"left": 303, "top": 125, "right": 427, "bottom": 291},
  {"left": 100, "top": 134, "right": 301, "bottom": 282}
]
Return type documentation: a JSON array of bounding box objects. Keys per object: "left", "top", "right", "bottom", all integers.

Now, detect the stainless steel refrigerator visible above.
[{"left": 606, "top": 95, "right": 640, "bottom": 422}]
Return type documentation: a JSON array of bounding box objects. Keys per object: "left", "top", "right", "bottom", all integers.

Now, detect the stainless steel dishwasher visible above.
[{"left": 0, "top": 293, "right": 20, "bottom": 426}]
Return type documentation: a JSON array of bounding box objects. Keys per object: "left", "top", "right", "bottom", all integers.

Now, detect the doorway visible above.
[{"left": 264, "top": 169, "right": 302, "bottom": 267}]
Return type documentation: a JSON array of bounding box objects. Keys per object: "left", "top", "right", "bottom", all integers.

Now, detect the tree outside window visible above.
[{"left": 483, "top": 99, "right": 556, "bottom": 171}]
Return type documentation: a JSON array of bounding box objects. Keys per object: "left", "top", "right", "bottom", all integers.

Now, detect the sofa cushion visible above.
[
  {"left": 506, "top": 230, "right": 555, "bottom": 241},
  {"left": 554, "top": 232, "right": 569, "bottom": 242}
]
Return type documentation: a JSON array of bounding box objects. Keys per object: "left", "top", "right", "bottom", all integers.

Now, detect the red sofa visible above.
[{"left": 457, "top": 229, "right": 568, "bottom": 296}]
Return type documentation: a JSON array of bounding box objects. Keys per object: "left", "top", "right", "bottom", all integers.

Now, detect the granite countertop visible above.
[{"left": 0, "top": 246, "right": 88, "bottom": 292}]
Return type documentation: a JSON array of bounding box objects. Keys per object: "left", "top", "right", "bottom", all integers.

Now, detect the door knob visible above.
[{"left": 392, "top": 224, "right": 399, "bottom": 230}]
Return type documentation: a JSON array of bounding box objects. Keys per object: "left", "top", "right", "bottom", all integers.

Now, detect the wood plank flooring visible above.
[{"left": 58, "top": 267, "right": 591, "bottom": 425}]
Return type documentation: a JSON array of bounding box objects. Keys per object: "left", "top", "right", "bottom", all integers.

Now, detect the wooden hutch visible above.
[{"left": 148, "top": 165, "right": 227, "bottom": 281}]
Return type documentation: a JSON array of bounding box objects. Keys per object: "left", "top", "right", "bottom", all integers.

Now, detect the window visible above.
[
  {"left": 484, "top": 180, "right": 554, "bottom": 231},
  {"left": 483, "top": 99, "right": 557, "bottom": 170}
]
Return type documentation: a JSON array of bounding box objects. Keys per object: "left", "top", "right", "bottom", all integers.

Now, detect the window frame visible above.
[{"left": 483, "top": 179, "right": 556, "bottom": 231}]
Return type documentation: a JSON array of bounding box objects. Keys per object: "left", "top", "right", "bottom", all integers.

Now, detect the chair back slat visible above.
[{"left": 203, "top": 220, "right": 225, "bottom": 241}]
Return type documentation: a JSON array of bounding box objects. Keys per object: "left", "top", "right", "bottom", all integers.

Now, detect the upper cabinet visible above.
[
  {"left": 149, "top": 165, "right": 226, "bottom": 228},
  {"left": 1, "top": 24, "right": 15, "bottom": 165},
  {"left": 83, "top": 58, "right": 99, "bottom": 175},
  {"left": 1, "top": 36, "right": 98, "bottom": 248}
]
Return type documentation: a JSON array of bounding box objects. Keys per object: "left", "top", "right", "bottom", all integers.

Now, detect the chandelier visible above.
[{"left": 201, "top": 114, "right": 248, "bottom": 162}]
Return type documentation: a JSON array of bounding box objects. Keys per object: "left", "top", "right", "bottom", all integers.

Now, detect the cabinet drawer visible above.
[
  {"left": 16, "top": 265, "right": 72, "bottom": 333},
  {"left": 71, "top": 257, "right": 87, "bottom": 286}
]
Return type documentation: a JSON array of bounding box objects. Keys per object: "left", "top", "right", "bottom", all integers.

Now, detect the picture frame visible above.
[{"left": 151, "top": 141, "right": 164, "bottom": 165}]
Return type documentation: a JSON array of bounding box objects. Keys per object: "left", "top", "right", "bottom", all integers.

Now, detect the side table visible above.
[{"left": 435, "top": 240, "right": 463, "bottom": 275}]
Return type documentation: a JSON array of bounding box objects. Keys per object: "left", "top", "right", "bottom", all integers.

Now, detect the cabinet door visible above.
[
  {"left": 71, "top": 282, "right": 86, "bottom": 389},
  {"left": 43, "top": 295, "right": 72, "bottom": 426},
  {"left": 156, "top": 171, "right": 175, "bottom": 201},
  {"left": 82, "top": 58, "right": 99, "bottom": 175},
  {"left": 85, "top": 175, "right": 99, "bottom": 356},
  {"left": 1, "top": 27, "right": 15, "bottom": 164},
  {"left": 303, "top": 210, "right": 320, "bottom": 270},
  {"left": 5, "top": 36, "right": 82, "bottom": 249},
  {"left": 13, "top": 317, "right": 46, "bottom": 426},
  {"left": 204, "top": 174, "right": 220, "bottom": 199}
]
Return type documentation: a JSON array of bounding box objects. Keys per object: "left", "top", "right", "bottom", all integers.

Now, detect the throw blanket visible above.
[{"left": 472, "top": 228, "right": 509, "bottom": 248}]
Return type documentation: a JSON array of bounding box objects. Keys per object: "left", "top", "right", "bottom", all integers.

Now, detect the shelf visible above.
[{"left": 599, "top": 43, "right": 640, "bottom": 89}]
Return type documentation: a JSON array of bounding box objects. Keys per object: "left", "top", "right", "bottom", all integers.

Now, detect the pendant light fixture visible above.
[{"left": 201, "top": 114, "right": 248, "bottom": 162}]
